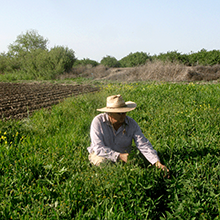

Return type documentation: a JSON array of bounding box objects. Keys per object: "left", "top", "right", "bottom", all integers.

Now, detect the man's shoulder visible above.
[
  {"left": 92, "top": 113, "right": 107, "bottom": 124},
  {"left": 126, "top": 115, "right": 138, "bottom": 124}
]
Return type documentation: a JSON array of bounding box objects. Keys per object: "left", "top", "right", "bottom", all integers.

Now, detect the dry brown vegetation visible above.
[{"left": 59, "top": 60, "right": 220, "bottom": 83}]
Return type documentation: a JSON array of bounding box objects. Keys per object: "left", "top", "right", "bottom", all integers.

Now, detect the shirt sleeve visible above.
[
  {"left": 132, "top": 120, "right": 160, "bottom": 165},
  {"left": 88, "top": 116, "right": 120, "bottom": 162}
]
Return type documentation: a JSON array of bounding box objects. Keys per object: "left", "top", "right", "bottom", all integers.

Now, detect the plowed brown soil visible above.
[{"left": 0, "top": 82, "right": 99, "bottom": 120}]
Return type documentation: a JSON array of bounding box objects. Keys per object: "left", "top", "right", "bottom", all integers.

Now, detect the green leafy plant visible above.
[
  {"left": 119, "top": 51, "right": 150, "bottom": 67},
  {"left": 153, "top": 50, "right": 189, "bottom": 65},
  {"left": 188, "top": 49, "right": 220, "bottom": 66},
  {"left": 73, "top": 58, "right": 99, "bottom": 67},
  {"left": 0, "top": 30, "right": 76, "bottom": 80},
  {"left": 100, "top": 55, "right": 120, "bottom": 67},
  {"left": 8, "top": 30, "right": 48, "bottom": 56},
  {"left": 0, "top": 82, "right": 219, "bottom": 219}
]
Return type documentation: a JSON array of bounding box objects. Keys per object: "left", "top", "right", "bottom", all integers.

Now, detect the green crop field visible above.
[{"left": 0, "top": 81, "right": 219, "bottom": 219}]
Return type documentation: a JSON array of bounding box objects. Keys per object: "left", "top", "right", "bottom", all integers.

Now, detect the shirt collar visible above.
[{"left": 103, "top": 113, "right": 129, "bottom": 125}]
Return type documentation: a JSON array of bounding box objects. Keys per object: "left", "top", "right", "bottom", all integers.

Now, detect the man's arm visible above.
[
  {"left": 132, "top": 120, "right": 170, "bottom": 176},
  {"left": 133, "top": 122, "right": 160, "bottom": 165}
]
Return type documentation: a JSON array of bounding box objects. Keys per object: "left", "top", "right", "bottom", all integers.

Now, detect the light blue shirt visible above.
[{"left": 87, "top": 113, "right": 160, "bottom": 164}]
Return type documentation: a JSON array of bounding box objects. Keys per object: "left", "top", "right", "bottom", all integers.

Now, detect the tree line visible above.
[
  {"left": 1, "top": 30, "right": 220, "bottom": 79},
  {"left": 99, "top": 49, "right": 220, "bottom": 68}
]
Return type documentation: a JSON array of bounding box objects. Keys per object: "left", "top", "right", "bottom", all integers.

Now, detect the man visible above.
[{"left": 87, "top": 94, "right": 169, "bottom": 176}]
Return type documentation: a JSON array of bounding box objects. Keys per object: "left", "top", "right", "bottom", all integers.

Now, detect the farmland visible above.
[
  {"left": 0, "top": 82, "right": 98, "bottom": 120},
  {"left": 0, "top": 80, "right": 220, "bottom": 219}
]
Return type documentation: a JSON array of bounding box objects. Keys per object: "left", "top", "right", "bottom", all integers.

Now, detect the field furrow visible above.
[{"left": 0, "top": 82, "right": 98, "bottom": 120}]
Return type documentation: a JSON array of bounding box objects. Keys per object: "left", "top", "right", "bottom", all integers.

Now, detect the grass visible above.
[{"left": 0, "top": 82, "right": 220, "bottom": 219}]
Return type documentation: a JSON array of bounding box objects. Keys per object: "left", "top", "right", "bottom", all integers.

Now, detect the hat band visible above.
[{"left": 106, "top": 103, "right": 127, "bottom": 108}]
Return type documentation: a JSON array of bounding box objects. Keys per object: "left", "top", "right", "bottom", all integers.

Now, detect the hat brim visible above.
[{"left": 97, "top": 101, "right": 137, "bottom": 113}]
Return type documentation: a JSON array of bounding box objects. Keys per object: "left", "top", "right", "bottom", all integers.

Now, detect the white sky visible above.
[{"left": 1, "top": 0, "right": 220, "bottom": 62}]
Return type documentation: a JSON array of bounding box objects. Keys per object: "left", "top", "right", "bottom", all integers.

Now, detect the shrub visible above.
[
  {"left": 100, "top": 55, "right": 120, "bottom": 67},
  {"left": 119, "top": 51, "right": 150, "bottom": 67},
  {"left": 188, "top": 49, "right": 220, "bottom": 66},
  {"left": 0, "top": 30, "right": 76, "bottom": 79},
  {"left": 18, "top": 46, "right": 76, "bottom": 79},
  {"left": 153, "top": 51, "right": 189, "bottom": 65},
  {"left": 0, "top": 53, "right": 9, "bottom": 74},
  {"left": 49, "top": 46, "right": 76, "bottom": 72},
  {"left": 8, "top": 30, "right": 48, "bottom": 56},
  {"left": 73, "top": 58, "right": 99, "bottom": 67}
]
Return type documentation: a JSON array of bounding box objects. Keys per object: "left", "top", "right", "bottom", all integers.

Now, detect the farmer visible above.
[{"left": 87, "top": 94, "right": 169, "bottom": 175}]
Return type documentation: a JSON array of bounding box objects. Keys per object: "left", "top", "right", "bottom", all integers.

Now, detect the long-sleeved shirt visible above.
[{"left": 87, "top": 113, "right": 160, "bottom": 164}]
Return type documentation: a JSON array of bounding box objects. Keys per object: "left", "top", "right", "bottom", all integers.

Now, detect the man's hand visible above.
[
  {"left": 155, "top": 161, "right": 170, "bottom": 178},
  {"left": 119, "top": 153, "right": 129, "bottom": 162}
]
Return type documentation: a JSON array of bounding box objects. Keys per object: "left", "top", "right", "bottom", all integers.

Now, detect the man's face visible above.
[{"left": 109, "top": 112, "right": 126, "bottom": 124}]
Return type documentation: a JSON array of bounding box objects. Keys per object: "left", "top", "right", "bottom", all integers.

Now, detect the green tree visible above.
[
  {"left": 4, "top": 30, "right": 49, "bottom": 74},
  {"left": 49, "top": 46, "right": 76, "bottom": 72},
  {"left": 8, "top": 30, "right": 48, "bottom": 56},
  {"left": 100, "top": 55, "right": 120, "bottom": 67},
  {"left": 154, "top": 51, "right": 189, "bottom": 65},
  {"left": 119, "top": 52, "right": 150, "bottom": 67},
  {"left": 0, "top": 53, "right": 9, "bottom": 73},
  {"left": 188, "top": 49, "right": 220, "bottom": 66},
  {"left": 0, "top": 30, "right": 76, "bottom": 79},
  {"left": 18, "top": 46, "right": 76, "bottom": 79},
  {"left": 73, "top": 58, "right": 99, "bottom": 67}
]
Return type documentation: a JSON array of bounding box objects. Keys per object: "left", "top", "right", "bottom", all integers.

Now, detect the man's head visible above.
[{"left": 108, "top": 112, "right": 127, "bottom": 124}]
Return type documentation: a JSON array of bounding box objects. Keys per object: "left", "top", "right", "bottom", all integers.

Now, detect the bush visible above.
[
  {"left": 153, "top": 51, "right": 189, "bottom": 65},
  {"left": 17, "top": 46, "right": 76, "bottom": 79},
  {"left": 100, "top": 55, "right": 120, "bottom": 67},
  {"left": 188, "top": 49, "right": 220, "bottom": 66},
  {"left": 73, "top": 58, "right": 99, "bottom": 67},
  {"left": 49, "top": 46, "right": 76, "bottom": 72},
  {"left": 119, "top": 52, "right": 150, "bottom": 67},
  {"left": 0, "top": 30, "right": 76, "bottom": 79},
  {"left": 8, "top": 30, "right": 48, "bottom": 55},
  {"left": 0, "top": 53, "right": 9, "bottom": 74},
  {"left": 152, "top": 49, "right": 220, "bottom": 66}
]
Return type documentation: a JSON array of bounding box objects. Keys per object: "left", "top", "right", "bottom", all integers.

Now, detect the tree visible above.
[
  {"left": 48, "top": 46, "right": 76, "bottom": 72},
  {"left": 155, "top": 51, "right": 189, "bottom": 64},
  {"left": 119, "top": 52, "right": 150, "bottom": 67},
  {"left": 73, "top": 58, "right": 99, "bottom": 67},
  {"left": 188, "top": 49, "right": 220, "bottom": 66},
  {"left": 0, "top": 52, "right": 9, "bottom": 73},
  {"left": 8, "top": 30, "right": 48, "bottom": 56},
  {"left": 1, "top": 30, "right": 76, "bottom": 79},
  {"left": 100, "top": 55, "right": 120, "bottom": 67}
]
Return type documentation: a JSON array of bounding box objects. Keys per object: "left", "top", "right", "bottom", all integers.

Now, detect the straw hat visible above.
[{"left": 97, "top": 94, "right": 137, "bottom": 113}]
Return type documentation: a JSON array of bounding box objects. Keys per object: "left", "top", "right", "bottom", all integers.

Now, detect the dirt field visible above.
[{"left": 0, "top": 82, "right": 99, "bottom": 120}]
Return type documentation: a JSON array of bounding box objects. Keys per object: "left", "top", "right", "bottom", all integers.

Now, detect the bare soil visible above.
[{"left": 0, "top": 82, "right": 99, "bottom": 120}]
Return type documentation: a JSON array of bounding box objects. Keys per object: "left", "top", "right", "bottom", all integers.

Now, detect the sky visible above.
[{"left": 1, "top": 0, "right": 220, "bottom": 62}]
